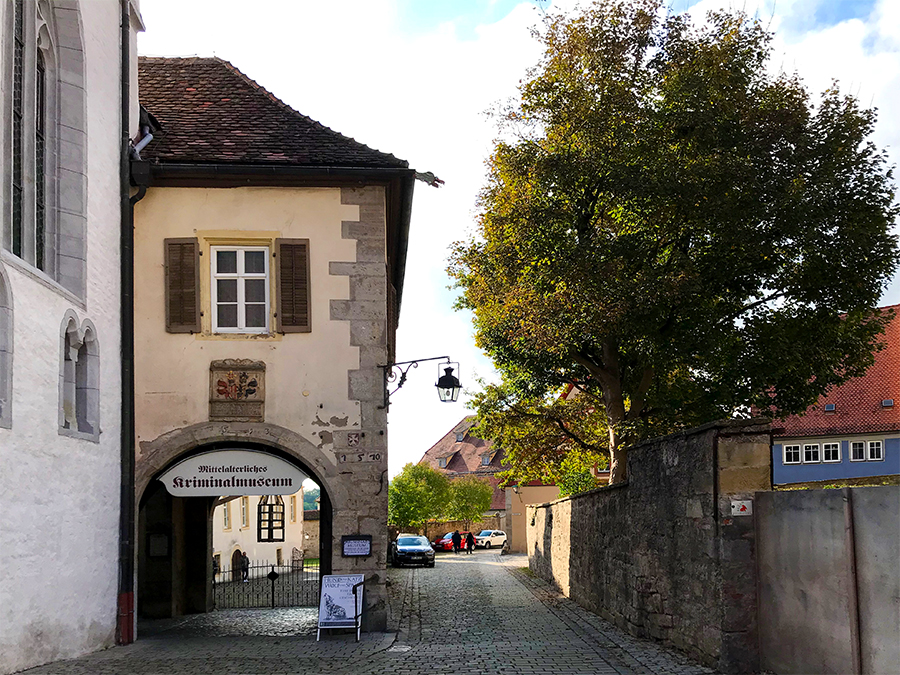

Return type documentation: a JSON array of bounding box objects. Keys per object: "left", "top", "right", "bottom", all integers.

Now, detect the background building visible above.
[{"left": 772, "top": 305, "right": 900, "bottom": 486}]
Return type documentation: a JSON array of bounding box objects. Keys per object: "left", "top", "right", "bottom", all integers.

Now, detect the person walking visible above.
[
  {"left": 241, "top": 551, "right": 250, "bottom": 582},
  {"left": 451, "top": 530, "right": 462, "bottom": 554},
  {"left": 465, "top": 531, "right": 475, "bottom": 554}
]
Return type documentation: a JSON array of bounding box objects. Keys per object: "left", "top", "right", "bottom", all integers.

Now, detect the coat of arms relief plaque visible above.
[{"left": 209, "top": 359, "right": 266, "bottom": 422}]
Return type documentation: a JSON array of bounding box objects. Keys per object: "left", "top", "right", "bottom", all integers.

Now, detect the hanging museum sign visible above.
[{"left": 158, "top": 449, "right": 305, "bottom": 497}]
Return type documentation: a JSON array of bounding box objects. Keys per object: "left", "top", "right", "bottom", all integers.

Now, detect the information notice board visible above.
[{"left": 317, "top": 574, "right": 364, "bottom": 640}]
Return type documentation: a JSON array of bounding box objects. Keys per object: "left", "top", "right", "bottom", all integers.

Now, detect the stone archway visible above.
[
  {"left": 136, "top": 422, "right": 342, "bottom": 622},
  {"left": 136, "top": 421, "right": 347, "bottom": 511}
]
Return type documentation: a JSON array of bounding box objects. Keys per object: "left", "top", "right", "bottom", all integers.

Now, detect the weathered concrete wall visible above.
[
  {"left": 0, "top": 1, "right": 140, "bottom": 672},
  {"left": 527, "top": 420, "right": 771, "bottom": 673},
  {"left": 757, "top": 486, "right": 900, "bottom": 675}
]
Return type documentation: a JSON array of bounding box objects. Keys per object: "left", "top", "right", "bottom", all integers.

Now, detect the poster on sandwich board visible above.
[{"left": 317, "top": 574, "right": 364, "bottom": 639}]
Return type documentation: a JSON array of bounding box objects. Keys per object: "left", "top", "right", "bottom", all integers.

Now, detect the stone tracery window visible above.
[
  {"left": 59, "top": 310, "right": 99, "bottom": 441},
  {"left": 4, "top": 1, "right": 87, "bottom": 296}
]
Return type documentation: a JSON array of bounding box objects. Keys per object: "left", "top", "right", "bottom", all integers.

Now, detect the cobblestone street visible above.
[{"left": 22, "top": 553, "right": 716, "bottom": 675}]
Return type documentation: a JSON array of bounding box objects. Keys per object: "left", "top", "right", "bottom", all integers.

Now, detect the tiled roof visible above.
[
  {"left": 303, "top": 510, "right": 320, "bottom": 521},
  {"left": 776, "top": 305, "right": 900, "bottom": 438},
  {"left": 419, "top": 416, "right": 507, "bottom": 510},
  {"left": 137, "top": 57, "right": 408, "bottom": 169}
]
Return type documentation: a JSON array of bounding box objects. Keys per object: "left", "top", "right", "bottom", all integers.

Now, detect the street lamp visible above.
[
  {"left": 435, "top": 366, "right": 461, "bottom": 402},
  {"left": 379, "top": 357, "right": 462, "bottom": 409}
]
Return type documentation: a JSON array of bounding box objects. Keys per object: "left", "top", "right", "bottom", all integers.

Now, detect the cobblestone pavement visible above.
[{"left": 21, "top": 552, "right": 716, "bottom": 675}]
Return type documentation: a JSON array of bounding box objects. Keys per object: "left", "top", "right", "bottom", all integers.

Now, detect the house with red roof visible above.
[
  {"left": 130, "top": 56, "right": 419, "bottom": 631},
  {"left": 771, "top": 305, "right": 900, "bottom": 485},
  {"left": 419, "top": 416, "right": 564, "bottom": 552},
  {"left": 419, "top": 416, "right": 508, "bottom": 513}
]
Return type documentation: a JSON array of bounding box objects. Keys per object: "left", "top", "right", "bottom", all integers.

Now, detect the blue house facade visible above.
[
  {"left": 772, "top": 434, "right": 900, "bottom": 485},
  {"left": 772, "top": 304, "right": 899, "bottom": 486}
]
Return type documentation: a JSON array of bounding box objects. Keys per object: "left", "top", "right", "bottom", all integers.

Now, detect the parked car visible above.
[
  {"left": 391, "top": 535, "right": 435, "bottom": 568},
  {"left": 475, "top": 530, "right": 507, "bottom": 549},
  {"left": 432, "top": 531, "right": 473, "bottom": 551}
]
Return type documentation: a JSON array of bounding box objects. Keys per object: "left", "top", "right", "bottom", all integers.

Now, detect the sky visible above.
[{"left": 137, "top": 0, "right": 900, "bottom": 479}]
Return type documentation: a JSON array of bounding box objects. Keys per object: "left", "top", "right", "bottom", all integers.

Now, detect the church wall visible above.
[{"left": 0, "top": 1, "right": 138, "bottom": 672}]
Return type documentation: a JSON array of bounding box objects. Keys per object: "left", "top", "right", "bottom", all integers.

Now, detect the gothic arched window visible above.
[
  {"left": 59, "top": 310, "right": 99, "bottom": 441},
  {"left": 5, "top": 1, "right": 87, "bottom": 297}
]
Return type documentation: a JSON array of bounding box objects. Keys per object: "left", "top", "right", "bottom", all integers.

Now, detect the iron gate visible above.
[{"left": 214, "top": 559, "right": 320, "bottom": 609}]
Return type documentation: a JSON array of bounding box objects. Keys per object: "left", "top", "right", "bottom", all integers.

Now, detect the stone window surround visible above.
[
  {"left": 822, "top": 442, "right": 841, "bottom": 463},
  {"left": 783, "top": 437, "right": 888, "bottom": 465},
  {"left": 2, "top": 0, "right": 88, "bottom": 299},
  {"left": 0, "top": 262, "right": 11, "bottom": 429},
  {"left": 240, "top": 496, "right": 249, "bottom": 528},
  {"left": 210, "top": 245, "right": 270, "bottom": 334},
  {"left": 58, "top": 308, "right": 99, "bottom": 442},
  {"left": 802, "top": 443, "right": 820, "bottom": 464}
]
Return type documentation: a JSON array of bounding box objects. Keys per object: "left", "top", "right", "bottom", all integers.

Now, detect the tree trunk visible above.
[{"left": 608, "top": 426, "right": 627, "bottom": 484}]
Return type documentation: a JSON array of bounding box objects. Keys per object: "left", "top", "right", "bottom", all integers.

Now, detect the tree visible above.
[
  {"left": 388, "top": 463, "right": 449, "bottom": 532},
  {"left": 302, "top": 487, "right": 320, "bottom": 511},
  {"left": 452, "top": 0, "right": 899, "bottom": 484},
  {"left": 475, "top": 382, "right": 608, "bottom": 496},
  {"left": 445, "top": 475, "right": 495, "bottom": 530}
]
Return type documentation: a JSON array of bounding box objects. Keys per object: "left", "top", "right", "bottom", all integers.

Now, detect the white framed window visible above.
[
  {"left": 211, "top": 247, "right": 270, "bottom": 333},
  {"left": 803, "top": 444, "right": 820, "bottom": 463},
  {"left": 867, "top": 441, "right": 884, "bottom": 461},
  {"left": 823, "top": 443, "right": 841, "bottom": 463},
  {"left": 241, "top": 496, "right": 249, "bottom": 528},
  {"left": 783, "top": 445, "right": 801, "bottom": 465},
  {"left": 851, "top": 441, "right": 866, "bottom": 461},
  {"left": 223, "top": 502, "right": 231, "bottom": 530}
]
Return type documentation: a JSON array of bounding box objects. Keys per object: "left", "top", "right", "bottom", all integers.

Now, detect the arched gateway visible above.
[{"left": 136, "top": 422, "right": 347, "bottom": 623}]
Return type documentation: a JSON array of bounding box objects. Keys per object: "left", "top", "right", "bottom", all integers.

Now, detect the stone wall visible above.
[{"left": 527, "top": 420, "right": 772, "bottom": 673}]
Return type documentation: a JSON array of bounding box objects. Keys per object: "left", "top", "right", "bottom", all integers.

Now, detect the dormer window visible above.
[
  {"left": 438, "top": 457, "right": 447, "bottom": 468},
  {"left": 824, "top": 403, "right": 836, "bottom": 413},
  {"left": 481, "top": 455, "right": 491, "bottom": 466},
  {"left": 882, "top": 399, "right": 894, "bottom": 408},
  {"left": 456, "top": 432, "right": 465, "bottom": 442}
]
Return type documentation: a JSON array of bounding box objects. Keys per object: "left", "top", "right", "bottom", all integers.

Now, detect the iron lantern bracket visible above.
[{"left": 378, "top": 356, "right": 452, "bottom": 410}]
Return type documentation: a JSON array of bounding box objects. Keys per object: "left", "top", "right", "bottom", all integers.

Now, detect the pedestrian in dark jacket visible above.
[
  {"left": 465, "top": 532, "right": 475, "bottom": 554},
  {"left": 451, "top": 530, "right": 462, "bottom": 554}
]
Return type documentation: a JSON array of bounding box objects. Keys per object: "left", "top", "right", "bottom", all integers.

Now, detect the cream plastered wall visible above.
[
  {"left": 0, "top": 2, "right": 139, "bottom": 673},
  {"left": 133, "top": 186, "right": 363, "bottom": 455},
  {"left": 506, "top": 485, "right": 561, "bottom": 553},
  {"left": 211, "top": 494, "right": 306, "bottom": 569}
]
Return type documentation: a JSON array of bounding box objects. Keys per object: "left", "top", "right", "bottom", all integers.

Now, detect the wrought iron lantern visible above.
[
  {"left": 379, "top": 356, "right": 462, "bottom": 409},
  {"left": 435, "top": 365, "right": 462, "bottom": 403}
]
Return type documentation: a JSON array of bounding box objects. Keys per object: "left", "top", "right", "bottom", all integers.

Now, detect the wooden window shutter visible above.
[
  {"left": 164, "top": 238, "right": 201, "bottom": 333},
  {"left": 275, "top": 238, "right": 311, "bottom": 333}
]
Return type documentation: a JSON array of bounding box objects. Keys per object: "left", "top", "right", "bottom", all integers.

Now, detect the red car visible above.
[{"left": 432, "top": 531, "right": 474, "bottom": 551}]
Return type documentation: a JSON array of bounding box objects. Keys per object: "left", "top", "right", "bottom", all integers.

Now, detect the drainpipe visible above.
[{"left": 117, "top": 0, "right": 135, "bottom": 645}]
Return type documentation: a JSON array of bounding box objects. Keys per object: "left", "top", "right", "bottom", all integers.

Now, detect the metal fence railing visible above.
[{"left": 214, "top": 559, "right": 320, "bottom": 609}]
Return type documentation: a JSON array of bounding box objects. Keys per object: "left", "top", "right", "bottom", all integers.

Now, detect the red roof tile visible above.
[
  {"left": 137, "top": 57, "right": 408, "bottom": 169},
  {"left": 419, "top": 416, "right": 507, "bottom": 510},
  {"left": 775, "top": 305, "right": 900, "bottom": 438}
]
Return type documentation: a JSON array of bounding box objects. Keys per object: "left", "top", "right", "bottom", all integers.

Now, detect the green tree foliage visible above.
[
  {"left": 452, "top": 0, "right": 899, "bottom": 484},
  {"left": 476, "top": 383, "right": 607, "bottom": 495},
  {"left": 388, "top": 463, "right": 450, "bottom": 531},
  {"left": 302, "top": 487, "right": 320, "bottom": 511},
  {"left": 445, "top": 475, "right": 495, "bottom": 529}
]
